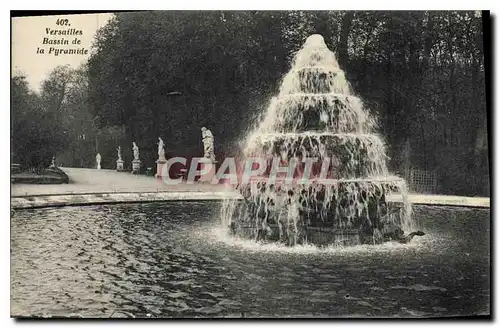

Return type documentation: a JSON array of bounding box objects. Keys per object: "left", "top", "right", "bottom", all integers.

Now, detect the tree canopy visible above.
[{"left": 11, "top": 11, "right": 488, "bottom": 196}]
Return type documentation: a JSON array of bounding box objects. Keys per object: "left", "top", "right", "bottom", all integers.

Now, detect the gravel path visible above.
[
  {"left": 10, "top": 168, "right": 489, "bottom": 209},
  {"left": 11, "top": 167, "right": 232, "bottom": 197}
]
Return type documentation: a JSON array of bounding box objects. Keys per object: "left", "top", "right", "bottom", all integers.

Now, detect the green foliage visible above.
[
  {"left": 15, "top": 11, "right": 485, "bottom": 195},
  {"left": 11, "top": 75, "right": 67, "bottom": 172},
  {"left": 50, "top": 65, "right": 97, "bottom": 168},
  {"left": 88, "top": 11, "right": 288, "bottom": 169}
]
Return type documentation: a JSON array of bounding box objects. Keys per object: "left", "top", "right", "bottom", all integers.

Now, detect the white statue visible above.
[
  {"left": 51, "top": 156, "right": 55, "bottom": 167},
  {"left": 132, "top": 142, "right": 140, "bottom": 161},
  {"left": 96, "top": 153, "right": 101, "bottom": 170},
  {"left": 201, "top": 127, "right": 215, "bottom": 161},
  {"left": 158, "top": 137, "right": 166, "bottom": 160},
  {"left": 116, "top": 146, "right": 124, "bottom": 171},
  {"left": 117, "top": 146, "right": 122, "bottom": 161}
]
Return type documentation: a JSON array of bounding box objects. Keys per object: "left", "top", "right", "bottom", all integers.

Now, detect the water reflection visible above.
[{"left": 11, "top": 202, "right": 490, "bottom": 318}]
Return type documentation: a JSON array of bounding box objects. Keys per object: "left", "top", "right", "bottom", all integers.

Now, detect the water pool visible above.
[{"left": 11, "top": 202, "right": 490, "bottom": 318}]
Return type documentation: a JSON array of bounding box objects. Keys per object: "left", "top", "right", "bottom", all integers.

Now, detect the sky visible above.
[{"left": 12, "top": 13, "right": 113, "bottom": 91}]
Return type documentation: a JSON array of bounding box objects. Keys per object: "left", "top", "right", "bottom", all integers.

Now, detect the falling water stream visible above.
[{"left": 221, "top": 34, "right": 413, "bottom": 245}]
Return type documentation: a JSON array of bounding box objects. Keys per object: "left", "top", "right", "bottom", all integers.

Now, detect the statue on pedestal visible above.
[
  {"left": 132, "top": 142, "right": 140, "bottom": 161},
  {"left": 155, "top": 137, "right": 167, "bottom": 178},
  {"left": 201, "top": 127, "right": 215, "bottom": 162},
  {"left": 198, "top": 127, "right": 216, "bottom": 183},
  {"left": 116, "top": 146, "right": 124, "bottom": 171},
  {"left": 131, "top": 142, "right": 141, "bottom": 174},
  {"left": 158, "top": 137, "right": 166, "bottom": 161},
  {"left": 96, "top": 153, "right": 101, "bottom": 170}
]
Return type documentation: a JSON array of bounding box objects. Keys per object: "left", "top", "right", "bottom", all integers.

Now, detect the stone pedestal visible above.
[
  {"left": 198, "top": 158, "right": 218, "bottom": 183},
  {"left": 155, "top": 159, "right": 167, "bottom": 179},
  {"left": 131, "top": 159, "right": 141, "bottom": 174},
  {"left": 116, "top": 159, "right": 124, "bottom": 172}
]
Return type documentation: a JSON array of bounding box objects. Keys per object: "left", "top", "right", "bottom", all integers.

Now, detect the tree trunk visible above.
[
  {"left": 338, "top": 11, "right": 354, "bottom": 68},
  {"left": 313, "top": 11, "right": 333, "bottom": 48},
  {"left": 445, "top": 13, "right": 457, "bottom": 148},
  {"left": 422, "top": 12, "right": 434, "bottom": 69}
]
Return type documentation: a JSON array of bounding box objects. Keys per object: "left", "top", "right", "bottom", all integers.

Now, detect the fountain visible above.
[{"left": 221, "top": 34, "right": 417, "bottom": 247}]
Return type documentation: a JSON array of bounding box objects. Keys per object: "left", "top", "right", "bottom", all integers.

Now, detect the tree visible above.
[
  {"left": 11, "top": 75, "right": 67, "bottom": 171},
  {"left": 54, "top": 64, "right": 99, "bottom": 167},
  {"left": 82, "top": 11, "right": 488, "bottom": 195},
  {"left": 40, "top": 65, "right": 74, "bottom": 114}
]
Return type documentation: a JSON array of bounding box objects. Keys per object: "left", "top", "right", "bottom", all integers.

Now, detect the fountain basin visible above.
[
  {"left": 263, "top": 93, "right": 374, "bottom": 133},
  {"left": 280, "top": 67, "right": 350, "bottom": 94},
  {"left": 246, "top": 132, "right": 388, "bottom": 178},
  {"left": 11, "top": 202, "right": 490, "bottom": 318},
  {"left": 230, "top": 177, "right": 410, "bottom": 247}
]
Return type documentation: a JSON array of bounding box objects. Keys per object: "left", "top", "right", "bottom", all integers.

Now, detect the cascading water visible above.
[{"left": 221, "top": 34, "right": 415, "bottom": 247}]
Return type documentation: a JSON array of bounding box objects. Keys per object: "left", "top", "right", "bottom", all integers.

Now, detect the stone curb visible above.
[
  {"left": 11, "top": 191, "right": 490, "bottom": 210},
  {"left": 11, "top": 191, "right": 244, "bottom": 210}
]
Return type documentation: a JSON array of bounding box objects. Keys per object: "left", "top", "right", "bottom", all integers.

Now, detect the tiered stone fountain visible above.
[{"left": 221, "top": 34, "right": 416, "bottom": 247}]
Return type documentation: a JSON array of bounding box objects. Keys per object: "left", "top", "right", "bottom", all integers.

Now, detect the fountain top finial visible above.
[{"left": 304, "top": 34, "right": 327, "bottom": 48}]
